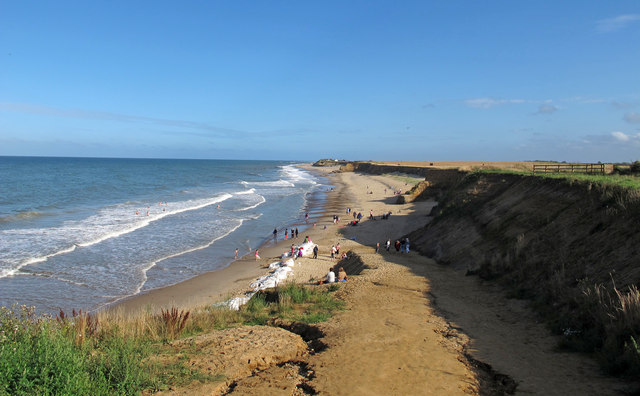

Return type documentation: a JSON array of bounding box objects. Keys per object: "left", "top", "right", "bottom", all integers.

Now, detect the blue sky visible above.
[{"left": 1, "top": 1, "right": 639, "bottom": 162}]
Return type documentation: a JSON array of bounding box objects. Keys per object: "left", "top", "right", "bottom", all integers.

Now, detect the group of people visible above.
[
  {"left": 274, "top": 227, "right": 300, "bottom": 241},
  {"left": 329, "top": 243, "right": 341, "bottom": 259},
  {"left": 320, "top": 266, "right": 347, "bottom": 284},
  {"left": 383, "top": 237, "right": 410, "bottom": 253}
]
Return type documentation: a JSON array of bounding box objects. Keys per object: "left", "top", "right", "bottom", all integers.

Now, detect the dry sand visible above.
[{"left": 115, "top": 163, "right": 630, "bottom": 395}]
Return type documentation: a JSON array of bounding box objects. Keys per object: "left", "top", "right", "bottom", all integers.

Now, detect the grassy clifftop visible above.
[{"left": 409, "top": 171, "right": 640, "bottom": 377}]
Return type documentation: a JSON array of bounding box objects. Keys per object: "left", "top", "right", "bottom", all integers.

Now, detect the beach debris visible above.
[
  {"left": 223, "top": 293, "right": 255, "bottom": 311},
  {"left": 221, "top": 256, "right": 299, "bottom": 310}
]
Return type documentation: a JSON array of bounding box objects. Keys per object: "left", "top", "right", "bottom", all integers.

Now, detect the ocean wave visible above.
[
  {"left": 19, "top": 271, "right": 93, "bottom": 288},
  {"left": 0, "top": 244, "right": 78, "bottom": 279},
  {"left": 250, "top": 179, "right": 295, "bottom": 187},
  {"left": 234, "top": 188, "right": 256, "bottom": 195},
  {"left": 0, "top": 210, "right": 48, "bottom": 224},
  {"left": 0, "top": 193, "right": 235, "bottom": 278},
  {"left": 126, "top": 218, "right": 245, "bottom": 298},
  {"left": 234, "top": 195, "right": 266, "bottom": 211},
  {"left": 0, "top": 268, "right": 18, "bottom": 277},
  {"left": 76, "top": 193, "right": 233, "bottom": 248},
  {"left": 280, "top": 165, "right": 318, "bottom": 185},
  {"left": 238, "top": 179, "right": 295, "bottom": 188}
]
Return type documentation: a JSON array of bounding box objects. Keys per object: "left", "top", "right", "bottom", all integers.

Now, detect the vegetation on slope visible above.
[
  {"left": 412, "top": 170, "right": 640, "bottom": 377},
  {"left": 0, "top": 283, "right": 344, "bottom": 394}
]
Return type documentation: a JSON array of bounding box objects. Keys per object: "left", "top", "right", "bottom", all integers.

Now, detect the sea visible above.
[{"left": 0, "top": 157, "right": 328, "bottom": 314}]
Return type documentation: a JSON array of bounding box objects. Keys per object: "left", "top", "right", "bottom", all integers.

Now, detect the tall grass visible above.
[
  {"left": 574, "top": 283, "right": 640, "bottom": 376},
  {"left": 0, "top": 283, "right": 344, "bottom": 394},
  {"left": 0, "top": 305, "right": 149, "bottom": 395}
]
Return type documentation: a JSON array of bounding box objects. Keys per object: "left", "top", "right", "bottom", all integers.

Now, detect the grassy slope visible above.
[
  {"left": 410, "top": 171, "right": 640, "bottom": 377},
  {"left": 0, "top": 283, "right": 344, "bottom": 394}
]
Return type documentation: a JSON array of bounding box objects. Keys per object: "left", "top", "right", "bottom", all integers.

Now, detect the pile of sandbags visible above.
[{"left": 220, "top": 256, "right": 299, "bottom": 310}]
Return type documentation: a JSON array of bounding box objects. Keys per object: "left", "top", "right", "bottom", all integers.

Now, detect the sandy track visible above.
[{"left": 267, "top": 168, "right": 630, "bottom": 395}]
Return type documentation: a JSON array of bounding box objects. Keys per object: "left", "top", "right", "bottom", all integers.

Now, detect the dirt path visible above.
[
  {"left": 301, "top": 171, "right": 630, "bottom": 395},
  {"left": 305, "top": 257, "right": 478, "bottom": 395}
]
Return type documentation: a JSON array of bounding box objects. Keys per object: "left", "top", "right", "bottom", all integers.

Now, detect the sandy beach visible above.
[
  {"left": 111, "top": 163, "right": 432, "bottom": 315},
  {"left": 110, "top": 162, "right": 630, "bottom": 395},
  {"left": 110, "top": 164, "right": 340, "bottom": 314}
]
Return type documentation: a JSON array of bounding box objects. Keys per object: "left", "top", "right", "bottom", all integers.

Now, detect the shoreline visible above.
[{"left": 109, "top": 164, "right": 341, "bottom": 315}]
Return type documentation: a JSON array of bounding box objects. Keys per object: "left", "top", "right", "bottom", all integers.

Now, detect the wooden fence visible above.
[{"left": 532, "top": 163, "right": 605, "bottom": 175}]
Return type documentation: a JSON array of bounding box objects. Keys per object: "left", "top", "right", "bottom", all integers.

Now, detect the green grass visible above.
[
  {"left": 381, "top": 173, "right": 424, "bottom": 188},
  {"left": 0, "top": 306, "right": 150, "bottom": 395},
  {"left": 0, "top": 283, "right": 344, "bottom": 394},
  {"left": 472, "top": 168, "right": 640, "bottom": 189},
  {"left": 236, "top": 282, "right": 345, "bottom": 325}
]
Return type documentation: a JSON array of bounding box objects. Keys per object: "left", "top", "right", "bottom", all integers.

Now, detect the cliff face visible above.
[
  {"left": 408, "top": 171, "right": 640, "bottom": 375},
  {"left": 340, "top": 162, "right": 466, "bottom": 199},
  {"left": 410, "top": 172, "right": 640, "bottom": 290}
]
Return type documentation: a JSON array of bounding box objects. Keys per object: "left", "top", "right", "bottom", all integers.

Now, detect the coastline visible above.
[
  {"left": 109, "top": 164, "right": 341, "bottom": 315},
  {"left": 45, "top": 161, "right": 632, "bottom": 394}
]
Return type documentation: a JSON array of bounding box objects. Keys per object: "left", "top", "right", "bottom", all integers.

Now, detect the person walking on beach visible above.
[
  {"left": 313, "top": 245, "right": 318, "bottom": 259},
  {"left": 255, "top": 249, "right": 261, "bottom": 260},
  {"left": 235, "top": 248, "right": 238, "bottom": 260},
  {"left": 330, "top": 245, "right": 336, "bottom": 260},
  {"left": 386, "top": 239, "right": 391, "bottom": 252},
  {"left": 273, "top": 228, "right": 277, "bottom": 241},
  {"left": 295, "top": 227, "right": 299, "bottom": 238},
  {"left": 405, "top": 237, "right": 410, "bottom": 253},
  {"left": 395, "top": 240, "right": 401, "bottom": 252},
  {"left": 376, "top": 242, "right": 380, "bottom": 253},
  {"left": 336, "top": 243, "right": 341, "bottom": 256},
  {"left": 285, "top": 229, "right": 288, "bottom": 240}
]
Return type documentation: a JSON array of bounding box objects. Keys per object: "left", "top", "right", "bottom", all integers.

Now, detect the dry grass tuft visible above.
[
  {"left": 579, "top": 282, "right": 640, "bottom": 375},
  {"left": 159, "top": 307, "right": 190, "bottom": 340},
  {"left": 56, "top": 309, "right": 99, "bottom": 345}
]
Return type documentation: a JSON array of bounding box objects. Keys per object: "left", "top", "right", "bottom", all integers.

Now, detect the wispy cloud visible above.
[
  {"left": 533, "top": 104, "right": 558, "bottom": 115},
  {"left": 564, "top": 96, "right": 608, "bottom": 104},
  {"left": 611, "top": 100, "right": 635, "bottom": 110},
  {"left": 0, "top": 101, "right": 249, "bottom": 137},
  {"left": 624, "top": 112, "right": 640, "bottom": 123},
  {"left": 463, "top": 97, "right": 525, "bottom": 109},
  {"left": 597, "top": 14, "right": 640, "bottom": 32}
]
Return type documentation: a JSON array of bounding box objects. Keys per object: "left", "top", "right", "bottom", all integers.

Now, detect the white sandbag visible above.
[
  {"left": 268, "top": 261, "right": 282, "bottom": 269},
  {"left": 226, "top": 294, "right": 254, "bottom": 310}
]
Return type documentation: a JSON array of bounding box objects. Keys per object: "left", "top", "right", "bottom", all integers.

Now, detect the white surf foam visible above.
[
  {"left": 130, "top": 217, "right": 245, "bottom": 296},
  {"left": 0, "top": 193, "right": 234, "bottom": 279}
]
